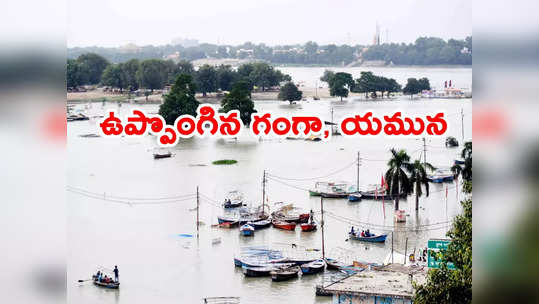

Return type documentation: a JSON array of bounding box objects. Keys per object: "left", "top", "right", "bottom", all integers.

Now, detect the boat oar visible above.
[{"left": 78, "top": 279, "right": 92, "bottom": 283}]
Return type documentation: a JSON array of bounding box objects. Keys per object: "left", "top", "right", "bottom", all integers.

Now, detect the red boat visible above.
[
  {"left": 272, "top": 220, "right": 296, "bottom": 231},
  {"left": 300, "top": 221, "right": 317, "bottom": 232}
]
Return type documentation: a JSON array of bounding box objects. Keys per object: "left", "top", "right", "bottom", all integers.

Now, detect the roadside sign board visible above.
[{"left": 427, "top": 239, "right": 455, "bottom": 269}]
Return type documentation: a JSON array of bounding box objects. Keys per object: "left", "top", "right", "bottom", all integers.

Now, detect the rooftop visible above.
[{"left": 322, "top": 264, "right": 427, "bottom": 299}]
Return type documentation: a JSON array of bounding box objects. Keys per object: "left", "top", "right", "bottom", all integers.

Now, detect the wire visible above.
[
  {"left": 267, "top": 159, "right": 358, "bottom": 181},
  {"left": 266, "top": 176, "right": 311, "bottom": 192},
  {"left": 67, "top": 185, "right": 195, "bottom": 201},
  {"left": 67, "top": 188, "right": 196, "bottom": 205}
]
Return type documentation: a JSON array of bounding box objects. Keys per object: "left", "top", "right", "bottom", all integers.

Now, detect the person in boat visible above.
[
  {"left": 360, "top": 230, "right": 365, "bottom": 237},
  {"left": 113, "top": 265, "right": 119, "bottom": 282},
  {"left": 350, "top": 226, "right": 355, "bottom": 235},
  {"left": 365, "top": 229, "right": 371, "bottom": 237},
  {"left": 309, "top": 209, "right": 314, "bottom": 224}
]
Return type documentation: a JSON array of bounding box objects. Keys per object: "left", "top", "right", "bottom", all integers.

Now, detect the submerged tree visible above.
[
  {"left": 408, "top": 159, "right": 435, "bottom": 211},
  {"left": 220, "top": 80, "right": 257, "bottom": 126},
  {"left": 158, "top": 74, "right": 199, "bottom": 125},
  {"left": 278, "top": 82, "right": 303, "bottom": 104},
  {"left": 328, "top": 72, "right": 354, "bottom": 101},
  {"left": 385, "top": 148, "right": 413, "bottom": 211},
  {"left": 451, "top": 141, "right": 472, "bottom": 182}
]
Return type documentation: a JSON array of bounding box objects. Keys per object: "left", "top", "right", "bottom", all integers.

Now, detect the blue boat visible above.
[
  {"left": 240, "top": 223, "right": 255, "bottom": 236},
  {"left": 348, "top": 192, "right": 362, "bottom": 202},
  {"left": 428, "top": 169, "right": 454, "bottom": 183},
  {"left": 348, "top": 232, "right": 387, "bottom": 243},
  {"left": 300, "top": 259, "right": 326, "bottom": 275}
]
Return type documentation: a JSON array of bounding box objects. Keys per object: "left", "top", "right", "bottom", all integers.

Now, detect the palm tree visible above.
[
  {"left": 385, "top": 149, "right": 413, "bottom": 211},
  {"left": 408, "top": 160, "right": 435, "bottom": 211},
  {"left": 451, "top": 141, "right": 472, "bottom": 182}
]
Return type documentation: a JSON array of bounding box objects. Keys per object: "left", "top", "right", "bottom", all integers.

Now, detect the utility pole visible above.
[
  {"left": 320, "top": 196, "right": 325, "bottom": 260},
  {"left": 423, "top": 137, "right": 427, "bottom": 165},
  {"left": 391, "top": 231, "right": 394, "bottom": 264},
  {"left": 356, "top": 151, "right": 360, "bottom": 193},
  {"left": 461, "top": 108, "right": 464, "bottom": 144},
  {"left": 404, "top": 238, "right": 408, "bottom": 265},
  {"left": 262, "top": 170, "right": 266, "bottom": 216},
  {"left": 330, "top": 107, "right": 334, "bottom": 135},
  {"left": 196, "top": 186, "right": 199, "bottom": 239}
]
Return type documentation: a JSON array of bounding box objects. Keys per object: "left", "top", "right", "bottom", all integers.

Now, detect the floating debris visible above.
[{"left": 79, "top": 133, "right": 100, "bottom": 138}]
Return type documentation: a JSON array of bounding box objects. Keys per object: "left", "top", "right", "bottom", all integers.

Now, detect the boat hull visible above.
[
  {"left": 270, "top": 266, "right": 300, "bottom": 281},
  {"left": 348, "top": 233, "right": 387, "bottom": 243},
  {"left": 272, "top": 221, "right": 296, "bottom": 231},
  {"left": 348, "top": 193, "right": 362, "bottom": 202},
  {"left": 300, "top": 222, "right": 317, "bottom": 232},
  {"left": 320, "top": 192, "right": 349, "bottom": 198},
  {"left": 92, "top": 278, "right": 119, "bottom": 289},
  {"left": 300, "top": 260, "right": 326, "bottom": 275}
]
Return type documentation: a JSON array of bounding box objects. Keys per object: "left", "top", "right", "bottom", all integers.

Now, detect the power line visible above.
[
  {"left": 67, "top": 187, "right": 196, "bottom": 205},
  {"left": 267, "top": 160, "right": 358, "bottom": 181},
  {"left": 67, "top": 185, "right": 195, "bottom": 201}
]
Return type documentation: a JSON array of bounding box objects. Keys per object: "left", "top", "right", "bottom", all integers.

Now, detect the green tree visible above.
[
  {"left": 66, "top": 59, "right": 82, "bottom": 88},
  {"left": 101, "top": 64, "right": 126, "bottom": 92},
  {"left": 320, "top": 69, "right": 335, "bottom": 84},
  {"left": 137, "top": 59, "right": 166, "bottom": 92},
  {"left": 195, "top": 64, "right": 218, "bottom": 96},
  {"left": 418, "top": 77, "right": 431, "bottom": 90},
  {"left": 402, "top": 78, "right": 422, "bottom": 99},
  {"left": 329, "top": 72, "right": 354, "bottom": 101},
  {"left": 123, "top": 59, "right": 140, "bottom": 91},
  {"left": 158, "top": 74, "right": 199, "bottom": 125},
  {"left": 76, "top": 53, "right": 110, "bottom": 85},
  {"left": 278, "top": 82, "right": 303, "bottom": 104},
  {"left": 385, "top": 148, "right": 413, "bottom": 211},
  {"left": 414, "top": 198, "right": 472, "bottom": 304},
  {"left": 407, "top": 160, "right": 435, "bottom": 211},
  {"left": 451, "top": 142, "right": 472, "bottom": 182},
  {"left": 220, "top": 80, "right": 257, "bottom": 126},
  {"left": 216, "top": 65, "right": 238, "bottom": 91}
]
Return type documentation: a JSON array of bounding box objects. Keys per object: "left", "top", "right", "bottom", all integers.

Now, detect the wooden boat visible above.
[
  {"left": 309, "top": 182, "right": 331, "bottom": 196},
  {"left": 348, "top": 192, "right": 362, "bottom": 202},
  {"left": 217, "top": 216, "right": 238, "bottom": 225},
  {"left": 242, "top": 266, "right": 272, "bottom": 277},
  {"left": 240, "top": 224, "right": 255, "bottom": 236},
  {"left": 219, "top": 221, "right": 239, "bottom": 228},
  {"left": 300, "top": 259, "right": 326, "bottom": 275},
  {"left": 203, "top": 296, "right": 240, "bottom": 304},
  {"left": 272, "top": 220, "right": 296, "bottom": 231},
  {"left": 359, "top": 189, "right": 405, "bottom": 200},
  {"left": 348, "top": 232, "right": 387, "bottom": 243},
  {"left": 285, "top": 257, "right": 317, "bottom": 266},
  {"left": 454, "top": 159, "right": 465, "bottom": 165},
  {"left": 223, "top": 190, "right": 245, "bottom": 208},
  {"left": 270, "top": 266, "right": 301, "bottom": 281},
  {"left": 153, "top": 152, "right": 172, "bottom": 159},
  {"left": 92, "top": 276, "right": 119, "bottom": 289},
  {"left": 251, "top": 219, "right": 271, "bottom": 230},
  {"left": 319, "top": 182, "right": 354, "bottom": 198},
  {"left": 67, "top": 113, "right": 90, "bottom": 121},
  {"left": 324, "top": 258, "right": 350, "bottom": 271},
  {"left": 271, "top": 204, "right": 309, "bottom": 223},
  {"left": 300, "top": 221, "right": 317, "bottom": 232},
  {"left": 427, "top": 169, "right": 454, "bottom": 183}
]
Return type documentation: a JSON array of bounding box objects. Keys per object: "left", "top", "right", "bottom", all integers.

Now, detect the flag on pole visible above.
[{"left": 381, "top": 174, "right": 386, "bottom": 218}]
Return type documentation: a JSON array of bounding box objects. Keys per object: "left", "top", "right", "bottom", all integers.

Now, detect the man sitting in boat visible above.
[
  {"left": 365, "top": 229, "right": 371, "bottom": 237},
  {"left": 360, "top": 230, "right": 365, "bottom": 237},
  {"left": 350, "top": 226, "right": 355, "bottom": 235}
]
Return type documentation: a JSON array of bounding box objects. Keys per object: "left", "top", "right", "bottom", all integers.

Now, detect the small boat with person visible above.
[
  {"left": 300, "top": 259, "right": 326, "bottom": 275},
  {"left": 348, "top": 229, "right": 387, "bottom": 243}
]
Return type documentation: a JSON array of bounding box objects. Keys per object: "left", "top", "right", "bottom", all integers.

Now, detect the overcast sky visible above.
[{"left": 67, "top": 0, "right": 471, "bottom": 48}]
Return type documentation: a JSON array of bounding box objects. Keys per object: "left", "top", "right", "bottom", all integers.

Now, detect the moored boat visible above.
[
  {"left": 348, "top": 192, "right": 362, "bottom": 202},
  {"left": 324, "top": 258, "right": 350, "bottom": 271},
  {"left": 300, "top": 221, "right": 317, "bottom": 232},
  {"left": 251, "top": 219, "right": 271, "bottom": 230},
  {"left": 242, "top": 266, "right": 273, "bottom": 277},
  {"left": 285, "top": 257, "right": 317, "bottom": 266},
  {"left": 270, "top": 266, "right": 301, "bottom": 281},
  {"left": 300, "top": 259, "right": 326, "bottom": 275},
  {"left": 348, "top": 232, "right": 387, "bottom": 243},
  {"left": 272, "top": 220, "right": 296, "bottom": 231},
  {"left": 427, "top": 169, "right": 454, "bottom": 183},
  {"left": 223, "top": 190, "right": 245, "bottom": 208},
  {"left": 153, "top": 151, "right": 172, "bottom": 159},
  {"left": 240, "top": 223, "right": 255, "bottom": 236},
  {"left": 319, "top": 182, "right": 355, "bottom": 198}
]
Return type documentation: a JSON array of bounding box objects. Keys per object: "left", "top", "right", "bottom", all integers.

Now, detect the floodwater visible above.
[{"left": 68, "top": 67, "right": 472, "bottom": 304}]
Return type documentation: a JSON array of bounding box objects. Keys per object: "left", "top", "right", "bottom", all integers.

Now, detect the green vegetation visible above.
[
  {"left": 384, "top": 148, "right": 413, "bottom": 210},
  {"left": 67, "top": 53, "right": 110, "bottom": 87},
  {"left": 408, "top": 160, "right": 435, "bottom": 211},
  {"left": 158, "top": 74, "right": 199, "bottom": 125},
  {"left": 353, "top": 71, "right": 401, "bottom": 98},
  {"left": 220, "top": 81, "right": 257, "bottom": 126},
  {"left": 451, "top": 142, "right": 472, "bottom": 182},
  {"left": 402, "top": 77, "right": 430, "bottom": 99},
  {"left": 278, "top": 82, "right": 303, "bottom": 104},
  {"left": 363, "top": 37, "right": 472, "bottom": 65},
  {"left": 68, "top": 37, "right": 471, "bottom": 66},
  {"left": 320, "top": 71, "right": 354, "bottom": 101},
  {"left": 212, "top": 159, "right": 238, "bottom": 165}
]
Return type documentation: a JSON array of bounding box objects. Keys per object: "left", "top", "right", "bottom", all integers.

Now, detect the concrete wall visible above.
[{"left": 333, "top": 294, "right": 412, "bottom": 304}]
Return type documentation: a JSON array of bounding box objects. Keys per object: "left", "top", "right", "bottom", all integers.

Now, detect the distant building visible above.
[
  {"left": 373, "top": 23, "right": 381, "bottom": 46},
  {"left": 171, "top": 37, "right": 199, "bottom": 47},
  {"left": 460, "top": 47, "right": 471, "bottom": 54},
  {"left": 118, "top": 43, "right": 141, "bottom": 53},
  {"left": 164, "top": 51, "right": 181, "bottom": 62}
]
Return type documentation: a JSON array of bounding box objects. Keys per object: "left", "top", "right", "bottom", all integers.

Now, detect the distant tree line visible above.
[
  {"left": 67, "top": 37, "right": 471, "bottom": 66},
  {"left": 362, "top": 37, "right": 472, "bottom": 65},
  {"left": 67, "top": 53, "right": 291, "bottom": 96},
  {"left": 320, "top": 70, "right": 430, "bottom": 100}
]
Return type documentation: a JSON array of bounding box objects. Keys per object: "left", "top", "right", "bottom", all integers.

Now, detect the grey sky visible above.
[{"left": 67, "top": 0, "right": 471, "bottom": 48}]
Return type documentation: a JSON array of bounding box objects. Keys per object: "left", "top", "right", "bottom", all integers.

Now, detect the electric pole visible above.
[
  {"left": 320, "top": 196, "right": 325, "bottom": 260},
  {"left": 196, "top": 186, "right": 199, "bottom": 239},
  {"left": 262, "top": 170, "right": 266, "bottom": 216},
  {"left": 461, "top": 108, "right": 464, "bottom": 144},
  {"left": 357, "top": 151, "right": 360, "bottom": 193},
  {"left": 422, "top": 137, "right": 427, "bottom": 167}
]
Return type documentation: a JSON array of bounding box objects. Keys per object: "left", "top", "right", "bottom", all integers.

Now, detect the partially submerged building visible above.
[{"left": 320, "top": 264, "right": 427, "bottom": 304}]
